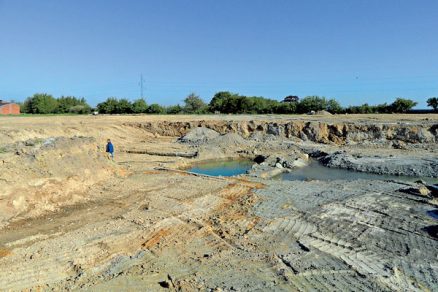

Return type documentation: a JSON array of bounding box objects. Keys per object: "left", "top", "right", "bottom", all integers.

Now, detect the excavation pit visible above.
[{"left": 187, "top": 159, "right": 253, "bottom": 177}]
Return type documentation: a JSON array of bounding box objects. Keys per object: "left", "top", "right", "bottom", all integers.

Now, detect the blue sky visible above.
[{"left": 1, "top": 0, "right": 437, "bottom": 107}]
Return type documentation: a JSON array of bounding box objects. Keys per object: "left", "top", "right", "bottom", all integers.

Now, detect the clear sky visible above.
[{"left": 1, "top": 0, "right": 437, "bottom": 107}]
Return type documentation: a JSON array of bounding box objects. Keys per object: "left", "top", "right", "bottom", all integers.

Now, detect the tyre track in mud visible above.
[{"left": 252, "top": 179, "right": 438, "bottom": 291}]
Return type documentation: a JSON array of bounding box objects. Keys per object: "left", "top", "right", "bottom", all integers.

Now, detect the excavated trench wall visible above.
[{"left": 124, "top": 120, "right": 438, "bottom": 145}]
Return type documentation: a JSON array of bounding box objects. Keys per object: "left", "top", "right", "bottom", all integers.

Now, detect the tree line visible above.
[
  {"left": 21, "top": 94, "right": 91, "bottom": 114},
  {"left": 19, "top": 92, "right": 438, "bottom": 115}
]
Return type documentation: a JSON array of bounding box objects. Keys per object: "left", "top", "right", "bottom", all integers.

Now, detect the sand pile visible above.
[
  {"left": 315, "top": 110, "right": 333, "bottom": 115},
  {"left": 209, "top": 132, "right": 248, "bottom": 147},
  {"left": 196, "top": 132, "right": 249, "bottom": 159},
  {"left": 178, "top": 127, "right": 220, "bottom": 144}
]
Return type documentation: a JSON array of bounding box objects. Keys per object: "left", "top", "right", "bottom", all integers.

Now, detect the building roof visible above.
[{"left": 0, "top": 100, "right": 13, "bottom": 106}]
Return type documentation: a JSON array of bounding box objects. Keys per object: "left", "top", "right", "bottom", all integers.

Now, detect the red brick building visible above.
[{"left": 0, "top": 100, "right": 20, "bottom": 115}]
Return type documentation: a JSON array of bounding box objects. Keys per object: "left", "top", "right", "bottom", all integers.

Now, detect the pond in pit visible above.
[
  {"left": 277, "top": 160, "right": 437, "bottom": 183},
  {"left": 427, "top": 210, "right": 438, "bottom": 220},
  {"left": 187, "top": 159, "right": 253, "bottom": 177}
]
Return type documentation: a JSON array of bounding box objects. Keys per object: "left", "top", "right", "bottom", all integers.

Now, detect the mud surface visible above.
[{"left": 0, "top": 114, "right": 437, "bottom": 291}]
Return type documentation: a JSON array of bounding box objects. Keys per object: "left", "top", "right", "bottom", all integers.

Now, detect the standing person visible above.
[{"left": 106, "top": 139, "right": 114, "bottom": 160}]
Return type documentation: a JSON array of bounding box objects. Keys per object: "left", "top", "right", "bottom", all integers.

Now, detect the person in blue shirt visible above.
[{"left": 106, "top": 139, "right": 114, "bottom": 160}]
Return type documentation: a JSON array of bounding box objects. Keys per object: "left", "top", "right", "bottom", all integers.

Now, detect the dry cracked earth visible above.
[{"left": 0, "top": 114, "right": 437, "bottom": 291}]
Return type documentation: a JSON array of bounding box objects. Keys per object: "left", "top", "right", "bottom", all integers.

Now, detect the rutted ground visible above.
[{"left": 0, "top": 114, "right": 437, "bottom": 291}]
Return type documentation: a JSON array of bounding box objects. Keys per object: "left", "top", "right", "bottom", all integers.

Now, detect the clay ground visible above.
[{"left": 0, "top": 114, "right": 437, "bottom": 291}]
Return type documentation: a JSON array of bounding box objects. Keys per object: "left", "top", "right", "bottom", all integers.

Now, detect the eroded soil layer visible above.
[{"left": 0, "top": 114, "right": 437, "bottom": 291}]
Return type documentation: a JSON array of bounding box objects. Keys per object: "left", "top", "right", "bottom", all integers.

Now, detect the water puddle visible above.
[
  {"left": 187, "top": 159, "right": 253, "bottom": 177},
  {"left": 277, "top": 160, "right": 436, "bottom": 183},
  {"left": 427, "top": 210, "right": 438, "bottom": 220}
]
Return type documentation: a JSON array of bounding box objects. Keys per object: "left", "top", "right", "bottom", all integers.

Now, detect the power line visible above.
[{"left": 139, "top": 73, "right": 145, "bottom": 100}]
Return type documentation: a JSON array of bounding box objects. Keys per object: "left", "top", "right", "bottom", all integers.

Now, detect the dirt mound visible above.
[
  {"left": 209, "top": 132, "right": 248, "bottom": 147},
  {"left": 0, "top": 136, "right": 118, "bottom": 228},
  {"left": 315, "top": 110, "right": 333, "bottom": 115},
  {"left": 178, "top": 127, "right": 220, "bottom": 144}
]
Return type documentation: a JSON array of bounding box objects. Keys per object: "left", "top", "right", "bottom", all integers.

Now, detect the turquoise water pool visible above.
[{"left": 187, "top": 159, "right": 253, "bottom": 177}]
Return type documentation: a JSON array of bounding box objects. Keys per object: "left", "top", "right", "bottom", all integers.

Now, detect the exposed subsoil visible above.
[{"left": 0, "top": 114, "right": 437, "bottom": 291}]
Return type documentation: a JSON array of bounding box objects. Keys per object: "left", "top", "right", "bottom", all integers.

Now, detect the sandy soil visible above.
[{"left": 0, "top": 114, "right": 437, "bottom": 291}]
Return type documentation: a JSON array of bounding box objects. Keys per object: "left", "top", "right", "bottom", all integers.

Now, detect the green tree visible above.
[
  {"left": 22, "top": 93, "right": 58, "bottom": 114},
  {"left": 21, "top": 100, "right": 31, "bottom": 113},
  {"left": 251, "top": 96, "right": 279, "bottom": 114},
  {"left": 283, "top": 95, "right": 299, "bottom": 103},
  {"left": 208, "top": 91, "right": 291, "bottom": 114},
  {"left": 57, "top": 96, "right": 90, "bottom": 113},
  {"left": 131, "top": 98, "right": 148, "bottom": 113},
  {"left": 427, "top": 97, "right": 438, "bottom": 112},
  {"left": 97, "top": 97, "right": 119, "bottom": 114},
  {"left": 327, "top": 99, "right": 343, "bottom": 114},
  {"left": 375, "top": 103, "right": 390, "bottom": 113},
  {"left": 297, "top": 96, "right": 328, "bottom": 113},
  {"left": 166, "top": 104, "right": 183, "bottom": 114},
  {"left": 209, "top": 91, "right": 236, "bottom": 113},
  {"left": 68, "top": 105, "right": 91, "bottom": 114},
  {"left": 184, "top": 93, "right": 207, "bottom": 113},
  {"left": 221, "top": 95, "right": 244, "bottom": 113},
  {"left": 275, "top": 102, "right": 297, "bottom": 114},
  {"left": 116, "top": 98, "right": 133, "bottom": 114},
  {"left": 390, "top": 98, "right": 417, "bottom": 113},
  {"left": 146, "top": 103, "right": 165, "bottom": 114}
]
